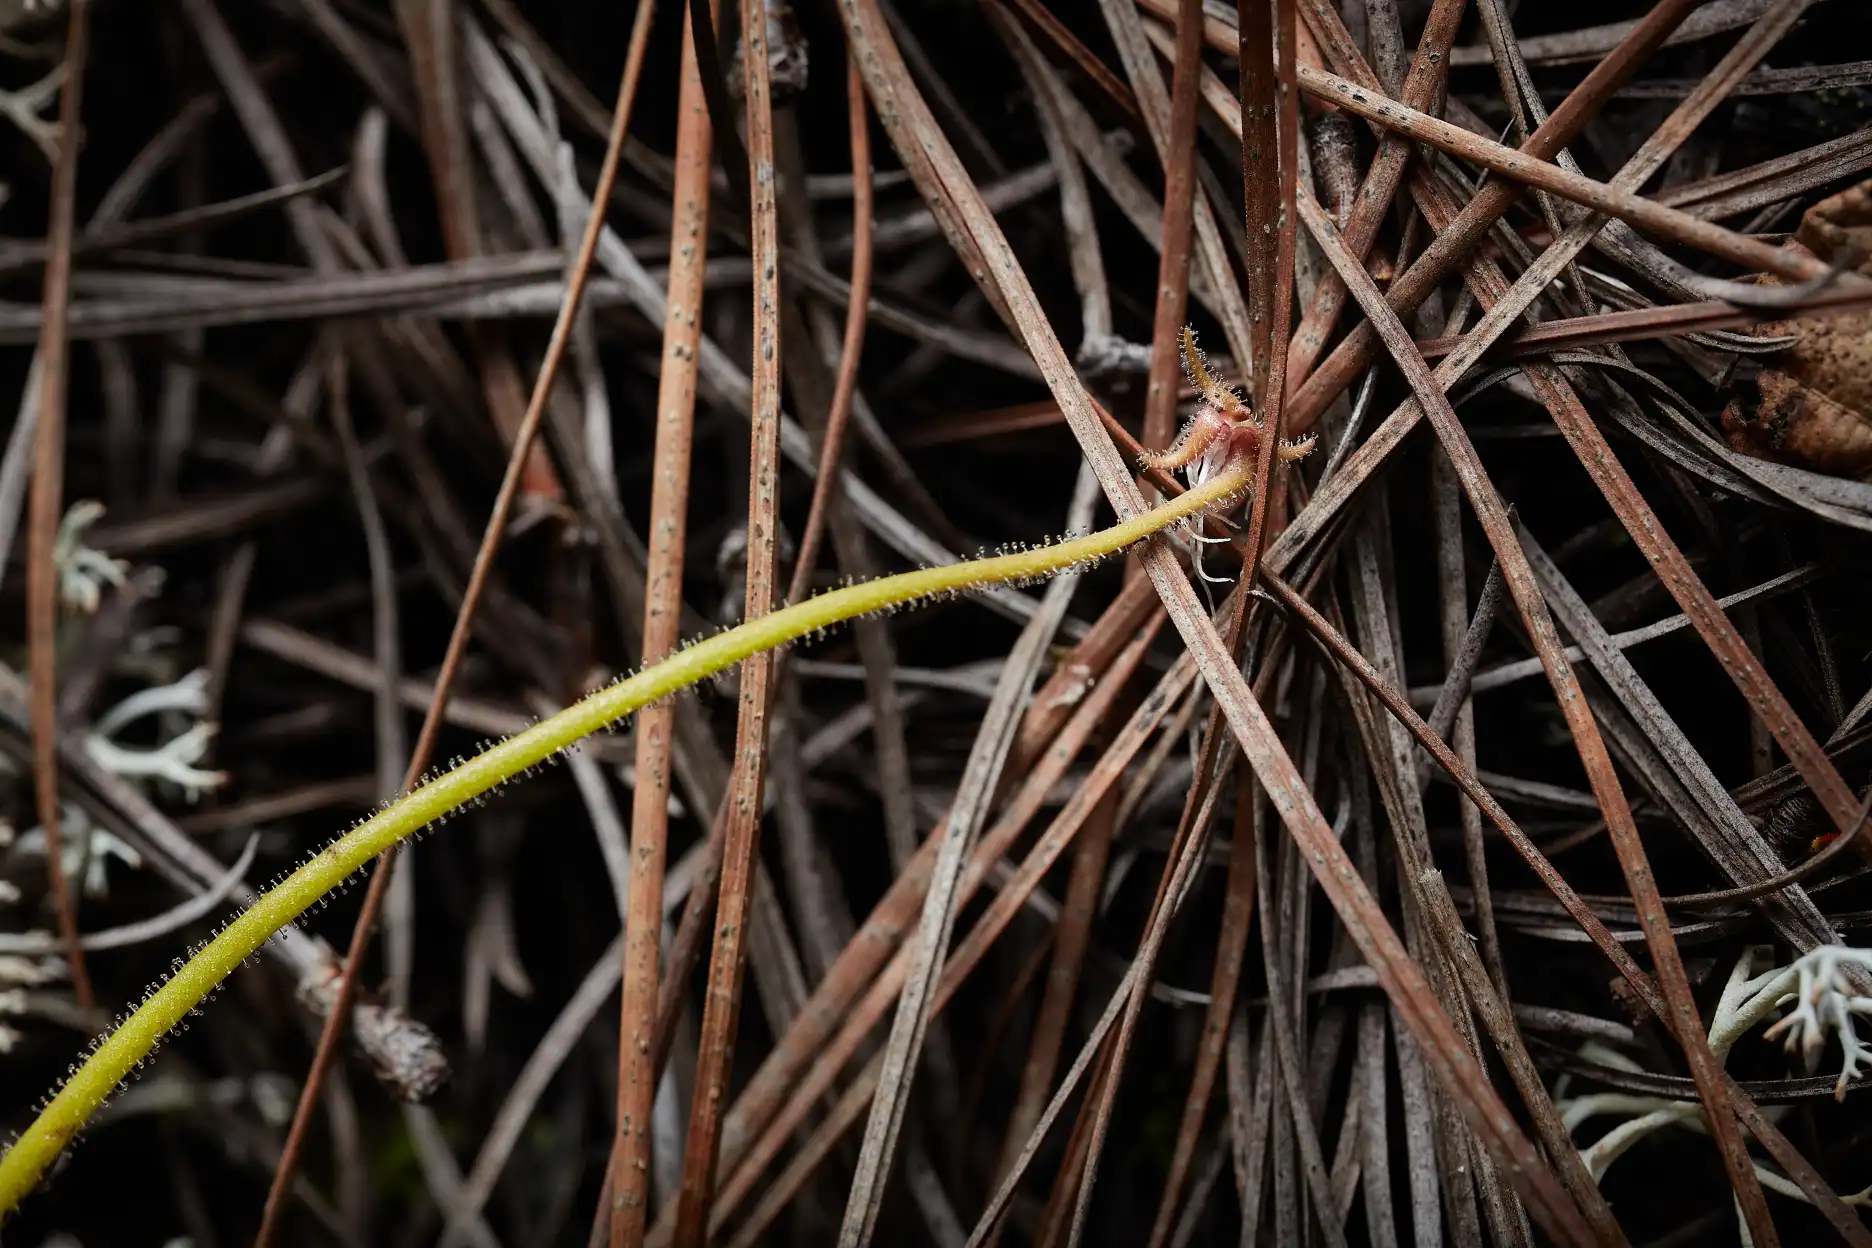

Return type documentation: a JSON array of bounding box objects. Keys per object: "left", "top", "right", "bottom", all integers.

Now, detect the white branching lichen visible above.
[
  {"left": 53, "top": 500, "right": 129, "bottom": 616},
  {"left": 1762, "top": 944, "right": 1872, "bottom": 1099},
  {"left": 84, "top": 668, "right": 228, "bottom": 801},
  {"left": 14, "top": 804, "right": 142, "bottom": 900},
  {"left": 1557, "top": 944, "right": 1872, "bottom": 1204}
]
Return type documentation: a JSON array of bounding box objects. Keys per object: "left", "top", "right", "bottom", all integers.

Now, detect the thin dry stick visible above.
[
  {"left": 728, "top": 646, "right": 1199, "bottom": 1248},
  {"left": 670, "top": 0, "right": 785, "bottom": 1234},
  {"left": 1296, "top": 63, "right": 1840, "bottom": 284},
  {"left": 25, "top": 0, "right": 95, "bottom": 1016},
  {"left": 612, "top": 0, "right": 703, "bottom": 1239},
  {"left": 834, "top": 467, "right": 1100, "bottom": 1245},
  {"left": 1234, "top": 0, "right": 1298, "bottom": 588},
  {"left": 1145, "top": 764, "right": 1258, "bottom": 1248},
  {"left": 253, "top": 7, "right": 658, "bottom": 1240},
  {"left": 1119, "top": 3, "right": 1301, "bottom": 1232},
  {"left": 1406, "top": 287, "right": 1872, "bottom": 360},
  {"left": 1430, "top": 453, "right": 1506, "bottom": 998},
  {"left": 1253, "top": 738, "right": 1344, "bottom": 1248},
  {"left": 1096, "top": 0, "right": 1253, "bottom": 364},
  {"left": 976, "top": 20, "right": 1133, "bottom": 1167},
  {"left": 1060, "top": 0, "right": 1299, "bottom": 1235},
  {"left": 983, "top": 0, "right": 1196, "bottom": 1210},
  {"left": 394, "top": 0, "right": 561, "bottom": 501},
  {"left": 989, "top": 610, "right": 1169, "bottom": 1200},
  {"left": 1032, "top": 1043, "right": 1112, "bottom": 1248},
  {"left": 980, "top": 732, "right": 1256, "bottom": 1248},
  {"left": 785, "top": 52, "right": 874, "bottom": 605},
  {"left": 1285, "top": 0, "right": 1809, "bottom": 432},
  {"left": 1281, "top": 0, "right": 1468, "bottom": 391},
  {"left": 1021, "top": 26, "right": 1280, "bottom": 1207},
  {"left": 648, "top": 578, "right": 1161, "bottom": 1248},
  {"left": 698, "top": 621, "right": 1178, "bottom": 1244},
  {"left": 1296, "top": 184, "right": 1778, "bottom": 1245},
  {"left": 1039, "top": 590, "right": 1252, "bottom": 1238}
]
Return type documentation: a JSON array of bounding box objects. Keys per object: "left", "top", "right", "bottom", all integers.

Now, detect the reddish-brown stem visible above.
[
  {"left": 26, "top": 0, "right": 96, "bottom": 1018},
  {"left": 612, "top": 0, "right": 706, "bottom": 1240},
  {"left": 992, "top": 0, "right": 1144, "bottom": 129},
  {"left": 670, "top": 0, "right": 784, "bottom": 1234},
  {"left": 785, "top": 52, "right": 874, "bottom": 607},
  {"left": 1235, "top": 0, "right": 1298, "bottom": 590},
  {"left": 1139, "top": 0, "right": 1205, "bottom": 456},
  {"left": 253, "top": 1, "right": 658, "bottom": 1238}
]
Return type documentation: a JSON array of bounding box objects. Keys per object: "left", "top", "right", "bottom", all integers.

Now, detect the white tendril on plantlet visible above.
[{"left": 52, "top": 500, "right": 129, "bottom": 616}]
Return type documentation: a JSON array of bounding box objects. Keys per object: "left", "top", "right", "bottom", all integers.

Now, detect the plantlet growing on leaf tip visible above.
[
  {"left": 1140, "top": 327, "right": 1315, "bottom": 488},
  {"left": 0, "top": 443, "right": 1251, "bottom": 1215}
]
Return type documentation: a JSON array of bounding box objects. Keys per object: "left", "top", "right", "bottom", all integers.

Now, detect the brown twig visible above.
[
  {"left": 609, "top": 0, "right": 699, "bottom": 1239},
  {"left": 1139, "top": 0, "right": 1204, "bottom": 456},
  {"left": 252, "top": 2, "right": 658, "bottom": 1239},
  {"left": 1298, "top": 63, "right": 1840, "bottom": 285},
  {"left": 669, "top": 0, "right": 786, "bottom": 1233},
  {"left": 26, "top": 0, "right": 96, "bottom": 1018},
  {"left": 785, "top": 52, "right": 874, "bottom": 608}
]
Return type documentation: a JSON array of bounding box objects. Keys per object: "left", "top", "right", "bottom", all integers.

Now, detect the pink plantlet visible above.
[{"left": 1140, "top": 326, "right": 1315, "bottom": 489}]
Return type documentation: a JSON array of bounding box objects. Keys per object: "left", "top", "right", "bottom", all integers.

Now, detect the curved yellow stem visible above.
[{"left": 0, "top": 467, "right": 1245, "bottom": 1214}]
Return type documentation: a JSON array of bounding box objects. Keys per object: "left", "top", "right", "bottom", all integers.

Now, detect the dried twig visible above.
[{"left": 25, "top": 0, "right": 95, "bottom": 1017}]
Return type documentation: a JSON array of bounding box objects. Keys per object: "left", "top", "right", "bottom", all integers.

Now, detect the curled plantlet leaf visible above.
[{"left": 1141, "top": 327, "right": 1315, "bottom": 489}]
